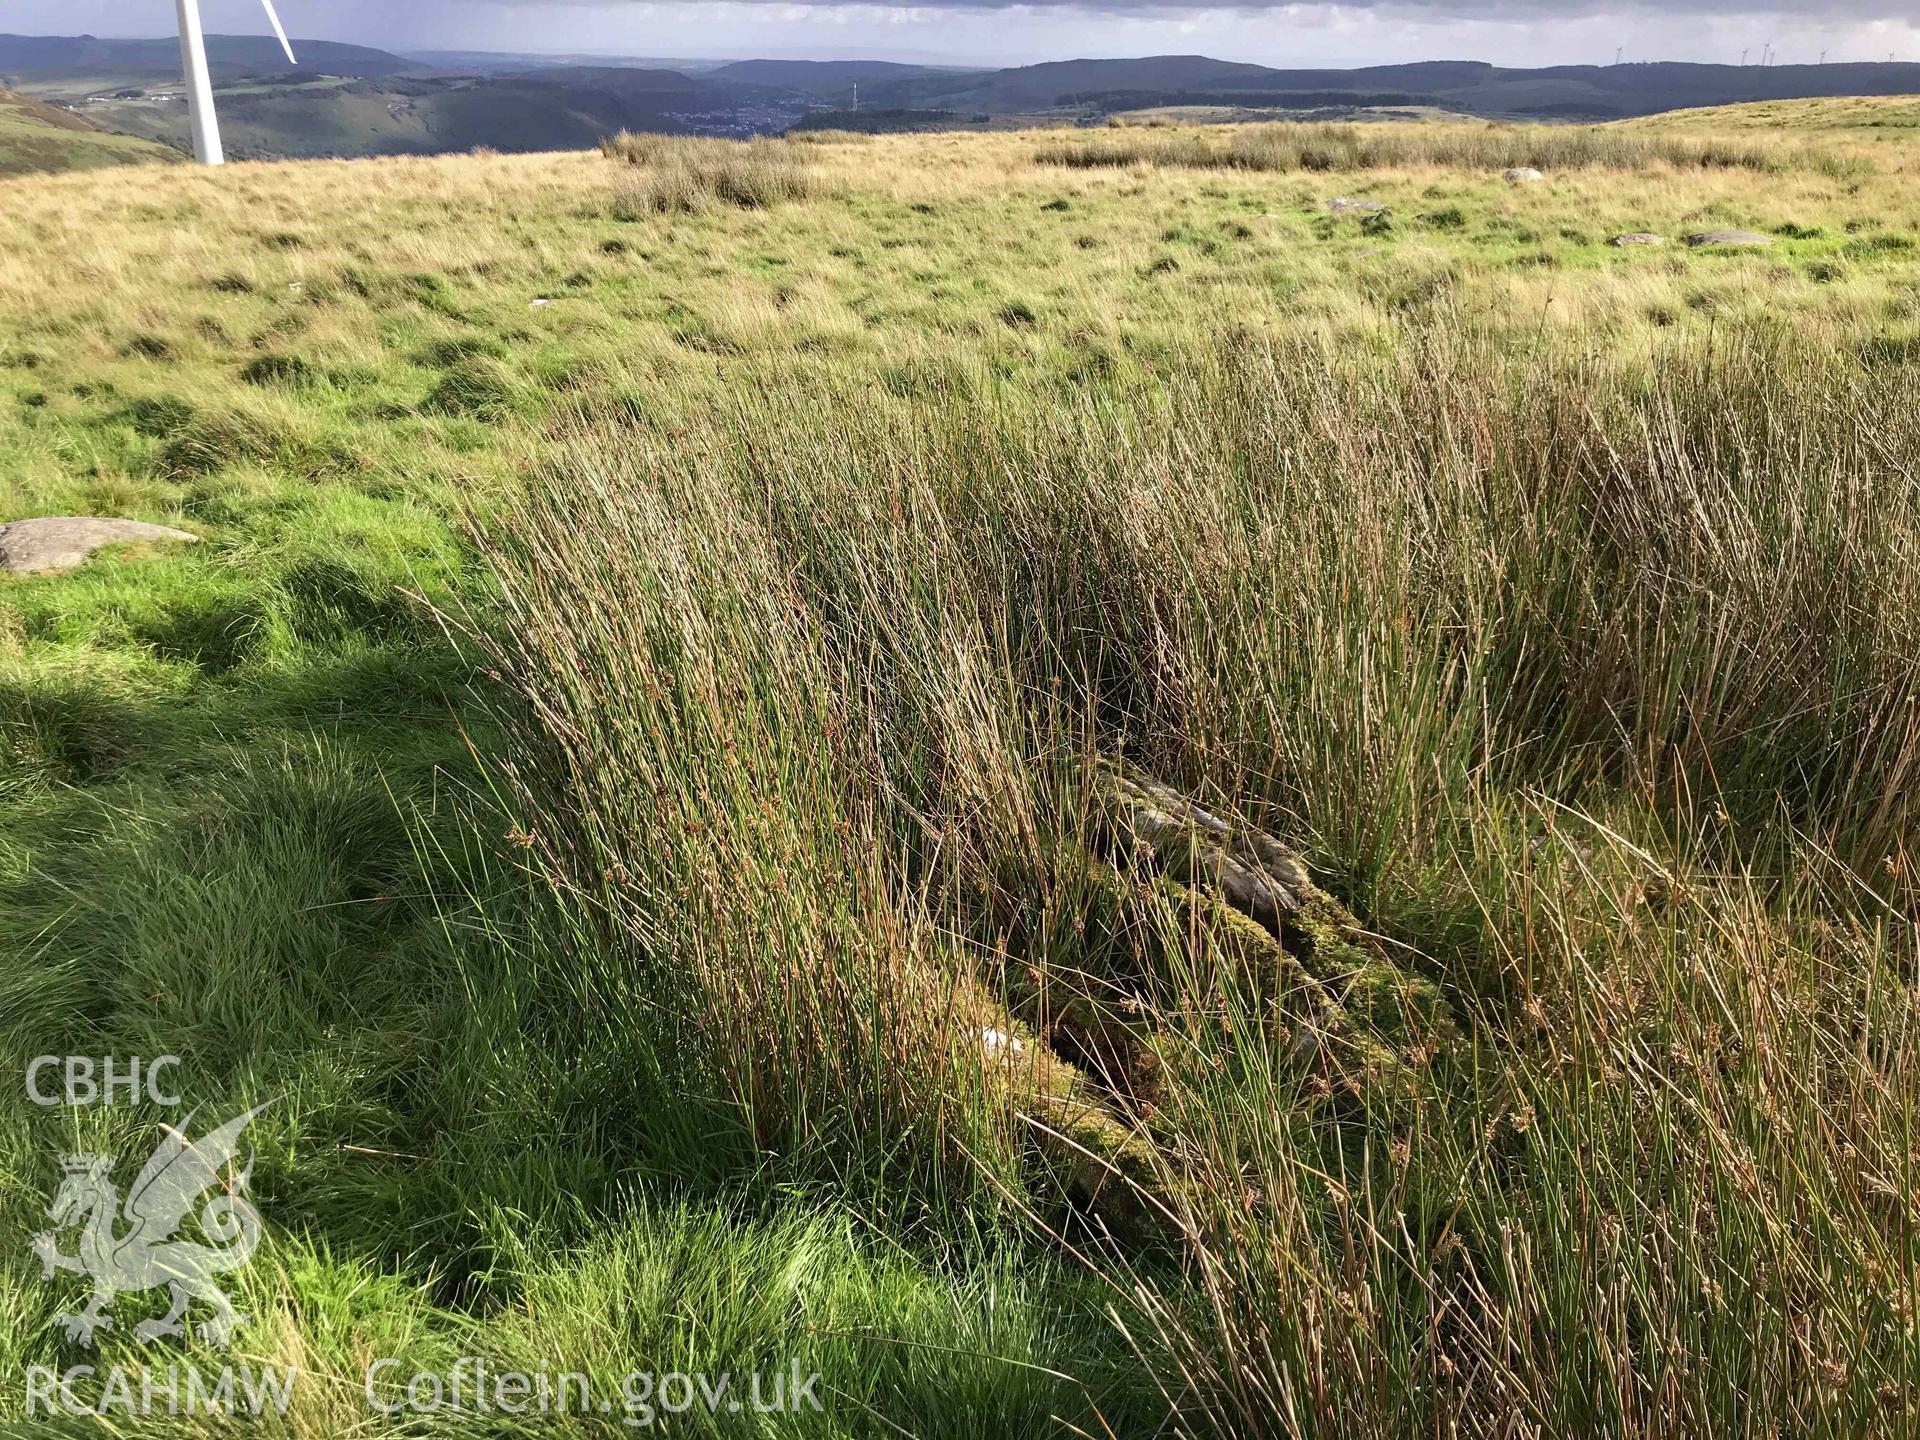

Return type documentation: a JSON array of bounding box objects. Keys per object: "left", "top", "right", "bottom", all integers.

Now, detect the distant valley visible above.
[
  {"left": 3, "top": 35, "right": 1919, "bottom": 163},
  {"left": 0, "top": 85, "right": 179, "bottom": 174},
  {"left": 60, "top": 68, "right": 782, "bottom": 160}
]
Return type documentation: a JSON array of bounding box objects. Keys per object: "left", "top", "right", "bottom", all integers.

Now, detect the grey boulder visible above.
[
  {"left": 0, "top": 516, "right": 199, "bottom": 575},
  {"left": 1610, "top": 232, "right": 1668, "bottom": 247}
]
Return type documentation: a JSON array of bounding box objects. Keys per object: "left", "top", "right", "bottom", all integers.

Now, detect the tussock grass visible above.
[
  {"left": 239, "top": 353, "right": 317, "bottom": 389},
  {"left": 603, "top": 131, "right": 814, "bottom": 214},
  {"left": 470, "top": 323, "right": 1920, "bottom": 1433},
  {"left": 786, "top": 128, "right": 876, "bottom": 146},
  {"left": 421, "top": 353, "right": 521, "bottom": 419},
  {"left": 1038, "top": 120, "right": 1870, "bottom": 177}
]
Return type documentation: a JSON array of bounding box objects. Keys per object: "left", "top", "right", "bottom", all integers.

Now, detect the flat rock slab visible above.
[
  {"left": 1327, "top": 197, "right": 1388, "bottom": 214},
  {"left": 1685, "top": 230, "right": 1774, "bottom": 247},
  {"left": 1610, "top": 232, "right": 1667, "bottom": 247},
  {"left": 1503, "top": 167, "right": 1545, "bottom": 183},
  {"left": 0, "top": 517, "right": 199, "bottom": 575}
]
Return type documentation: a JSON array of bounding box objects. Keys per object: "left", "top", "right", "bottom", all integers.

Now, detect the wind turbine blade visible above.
[{"left": 259, "top": 0, "right": 298, "bottom": 65}]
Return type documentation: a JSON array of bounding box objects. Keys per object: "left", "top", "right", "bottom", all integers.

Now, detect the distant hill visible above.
[
  {"left": 851, "top": 55, "right": 1920, "bottom": 120},
  {"left": 430, "top": 67, "right": 736, "bottom": 149},
  {"left": 0, "top": 33, "right": 417, "bottom": 94},
  {"left": 868, "top": 55, "right": 1330, "bottom": 112},
  {"left": 9, "top": 37, "right": 1920, "bottom": 160},
  {"left": 0, "top": 86, "right": 179, "bottom": 175}
]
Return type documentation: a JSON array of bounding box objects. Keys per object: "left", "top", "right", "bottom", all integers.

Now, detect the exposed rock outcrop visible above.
[{"left": 0, "top": 516, "right": 199, "bottom": 575}]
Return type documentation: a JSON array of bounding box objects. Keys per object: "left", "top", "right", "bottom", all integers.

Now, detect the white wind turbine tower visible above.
[{"left": 175, "top": 0, "right": 298, "bottom": 165}]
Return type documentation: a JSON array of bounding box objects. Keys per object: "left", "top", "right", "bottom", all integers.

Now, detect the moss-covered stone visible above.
[
  {"left": 965, "top": 759, "right": 1458, "bottom": 1245},
  {"left": 1089, "top": 760, "right": 1452, "bottom": 1058},
  {"left": 953, "top": 972, "right": 1181, "bottom": 1243}
]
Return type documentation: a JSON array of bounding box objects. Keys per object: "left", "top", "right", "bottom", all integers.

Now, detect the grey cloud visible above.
[{"left": 423, "top": 0, "right": 1911, "bottom": 12}]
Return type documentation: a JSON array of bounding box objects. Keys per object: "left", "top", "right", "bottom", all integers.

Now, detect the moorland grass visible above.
[
  {"left": 1037, "top": 119, "right": 1872, "bottom": 178},
  {"left": 1629, "top": 94, "right": 1920, "bottom": 133},
  {"left": 603, "top": 131, "right": 815, "bottom": 213},
  {"left": 0, "top": 119, "right": 1916, "bottom": 1435}
]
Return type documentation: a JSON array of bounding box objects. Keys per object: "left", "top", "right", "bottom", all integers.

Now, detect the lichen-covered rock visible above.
[
  {"left": 1088, "top": 760, "right": 1453, "bottom": 1073},
  {"left": 0, "top": 516, "right": 198, "bottom": 575},
  {"left": 1098, "top": 765, "right": 1310, "bottom": 931}
]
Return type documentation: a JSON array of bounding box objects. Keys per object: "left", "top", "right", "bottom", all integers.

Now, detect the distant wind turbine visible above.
[{"left": 175, "top": 0, "right": 298, "bottom": 165}]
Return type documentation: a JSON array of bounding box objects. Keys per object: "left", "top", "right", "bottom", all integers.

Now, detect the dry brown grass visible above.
[
  {"left": 1036, "top": 118, "right": 1873, "bottom": 177},
  {"left": 602, "top": 130, "right": 814, "bottom": 213}
]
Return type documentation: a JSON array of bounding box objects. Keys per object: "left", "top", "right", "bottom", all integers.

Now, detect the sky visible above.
[{"left": 10, "top": 0, "right": 1919, "bottom": 71}]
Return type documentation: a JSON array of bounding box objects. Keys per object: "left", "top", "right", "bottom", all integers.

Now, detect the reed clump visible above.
[{"left": 468, "top": 321, "right": 1920, "bottom": 1434}]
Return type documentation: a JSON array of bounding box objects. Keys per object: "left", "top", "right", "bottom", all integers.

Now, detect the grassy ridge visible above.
[
  {"left": 0, "top": 121, "right": 1917, "bottom": 1433},
  {"left": 1627, "top": 94, "right": 1920, "bottom": 132},
  {"left": 0, "top": 89, "right": 179, "bottom": 176}
]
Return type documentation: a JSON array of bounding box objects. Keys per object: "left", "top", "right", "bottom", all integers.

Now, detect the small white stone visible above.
[{"left": 980, "top": 1026, "right": 1024, "bottom": 1060}]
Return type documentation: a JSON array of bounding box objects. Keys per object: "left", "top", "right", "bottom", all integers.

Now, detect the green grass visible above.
[{"left": 0, "top": 122, "right": 1917, "bottom": 1434}]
